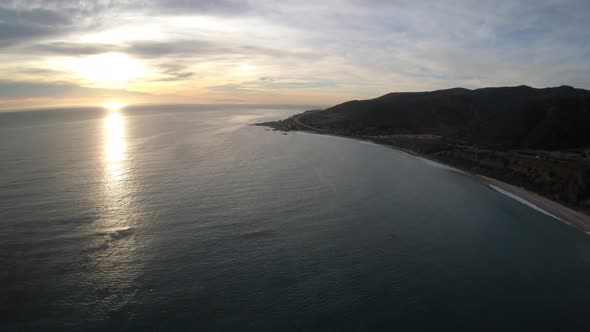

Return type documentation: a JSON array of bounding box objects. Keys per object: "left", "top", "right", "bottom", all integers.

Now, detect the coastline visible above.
[
  {"left": 478, "top": 175, "right": 590, "bottom": 235},
  {"left": 265, "top": 124, "right": 590, "bottom": 235}
]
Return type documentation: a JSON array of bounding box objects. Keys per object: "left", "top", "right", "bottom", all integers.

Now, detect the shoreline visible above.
[
  {"left": 274, "top": 126, "right": 590, "bottom": 235},
  {"left": 478, "top": 175, "right": 590, "bottom": 235}
]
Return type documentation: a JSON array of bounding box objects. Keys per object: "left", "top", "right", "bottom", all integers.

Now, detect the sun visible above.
[
  {"left": 240, "top": 63, "right": 255, "bottom": 73},
  {"left": 79, "top": 52, "right": 143, "bottom": 86},
  {"left": 103, "top": 102, "right": 126, "bottom": 111}
]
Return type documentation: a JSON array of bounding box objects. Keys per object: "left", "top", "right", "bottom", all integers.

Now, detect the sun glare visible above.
[
  {"left": 103, "top": 102, "right": 126, "bottom": 111},
  {"left": 80, "top": 52, "right": 143, "bottom": 85},
  {"left": 103, "top": 111, "right": 127, "bottom": 184},
  {"left": 240, "top": 63, "right": 255, "bottom": 73}
]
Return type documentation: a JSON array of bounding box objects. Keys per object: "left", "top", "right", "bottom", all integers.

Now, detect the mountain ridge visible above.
[{"left": 296, "top": 85, "right": 590, "bottom": 149}]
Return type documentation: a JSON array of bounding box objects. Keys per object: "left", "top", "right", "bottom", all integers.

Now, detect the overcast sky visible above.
[{"left": 1, "top": 0, "right": 589, "bottom": 109}]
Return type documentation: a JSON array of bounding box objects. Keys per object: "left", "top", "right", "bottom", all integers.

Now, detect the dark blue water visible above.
[{"left": 1, "top": 105, "right": 590, "bottom": 331}]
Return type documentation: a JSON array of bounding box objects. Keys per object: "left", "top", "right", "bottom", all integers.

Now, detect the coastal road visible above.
[{"left": 292, "top": 113, "right": 329, "bottom": 132}]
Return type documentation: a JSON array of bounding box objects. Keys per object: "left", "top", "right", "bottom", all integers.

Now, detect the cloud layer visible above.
[{"left": 1, "top": 0, "right": 590, "bottom": 108}]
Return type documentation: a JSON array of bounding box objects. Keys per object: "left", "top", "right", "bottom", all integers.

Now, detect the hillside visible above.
[
  {"left": 295, "top": 85, "right": 590, "bottom": 149},
  {"left": 257, "top": 85, "right": 590, "bottom": 213}
]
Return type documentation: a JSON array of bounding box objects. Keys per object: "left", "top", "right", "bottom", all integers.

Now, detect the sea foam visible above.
[
  {"left": 488, "top": 184, "right": 565, "bottom": 222},
  {"left": 358, "top": 140, "right": 379, "bottom": 147},
  {"left": 418, "top": 157, "right": 467, "bottom": 175}
]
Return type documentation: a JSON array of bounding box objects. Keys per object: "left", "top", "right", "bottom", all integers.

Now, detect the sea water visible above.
[{"left": 1, "top": 105, "right": 590, "bottom": 331}]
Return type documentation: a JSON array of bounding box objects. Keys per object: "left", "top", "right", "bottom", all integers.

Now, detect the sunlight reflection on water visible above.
[
  {"left": 104, "top": 111, "right": 127, "bottom": 182},
  {"left": 95, "top": 110, "right": 142, "bottom": 315}
]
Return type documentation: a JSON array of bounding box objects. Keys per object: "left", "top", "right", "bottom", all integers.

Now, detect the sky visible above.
[{"left": 1, "top": 0, "right": 589, "bottom": 109}]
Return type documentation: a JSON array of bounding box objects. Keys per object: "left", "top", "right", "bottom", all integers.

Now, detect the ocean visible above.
[{"left": 1, "top": 105, "right": 590, "bottom": 331}]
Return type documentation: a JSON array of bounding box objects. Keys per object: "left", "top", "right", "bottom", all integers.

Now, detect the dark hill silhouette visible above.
[
  {"left": 300, "top": 85, "right": 590, "bottom": 149},
  {"left": 257, "top": 85, "right": 590, "bottom": 214}
]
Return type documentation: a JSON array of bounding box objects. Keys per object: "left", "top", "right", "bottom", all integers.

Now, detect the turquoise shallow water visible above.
[{"left": 1, "top": 105, "right": 590, "bottom": 331}]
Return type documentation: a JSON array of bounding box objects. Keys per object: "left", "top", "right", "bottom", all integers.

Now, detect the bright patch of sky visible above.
[{"left": 0, "top": 0, "right": 589, "bottom": 108}]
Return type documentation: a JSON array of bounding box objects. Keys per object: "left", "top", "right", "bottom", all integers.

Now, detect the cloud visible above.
[
  {"left": 208, "top": 83, "right": 254, "bottom": 94},
  {"left": 30, "top": 42, "right": 117, "bottom": 55},
  {"left": 146, "top": 0, "right": 251, "bottom": 16},
  {"left": 0, "top": 7, "right": 69, "bottom": 26},
  {"left": 154, "top": 63, "right": 195, "bottom": 82},
  {"left": 126, "top": 40, "right": 217, "bottom": 58},
  {"left": 0, "top": 7, "right": 71, "bottom": 47},
  {"left": 259, "top": 78, "right": 337, "bottom": 89},
  {"left": 28, "top": 39, "right": 321, "bottom": 61},
  {"left": 208, "top": 78, "right": 338, "bottom": 93},
  {"left": 0, "top": 1, "right": 136, "bottom": 48},
  {"left": 0, "top": 80, "right": 148, "bottom": 99},
  {"left": 1, "top": 0, "right": 590, "bottom": 106}
]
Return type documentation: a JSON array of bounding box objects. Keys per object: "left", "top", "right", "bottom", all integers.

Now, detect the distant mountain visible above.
[{"left": 298, "top": 85, "right": 590, "bottom": 149}]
